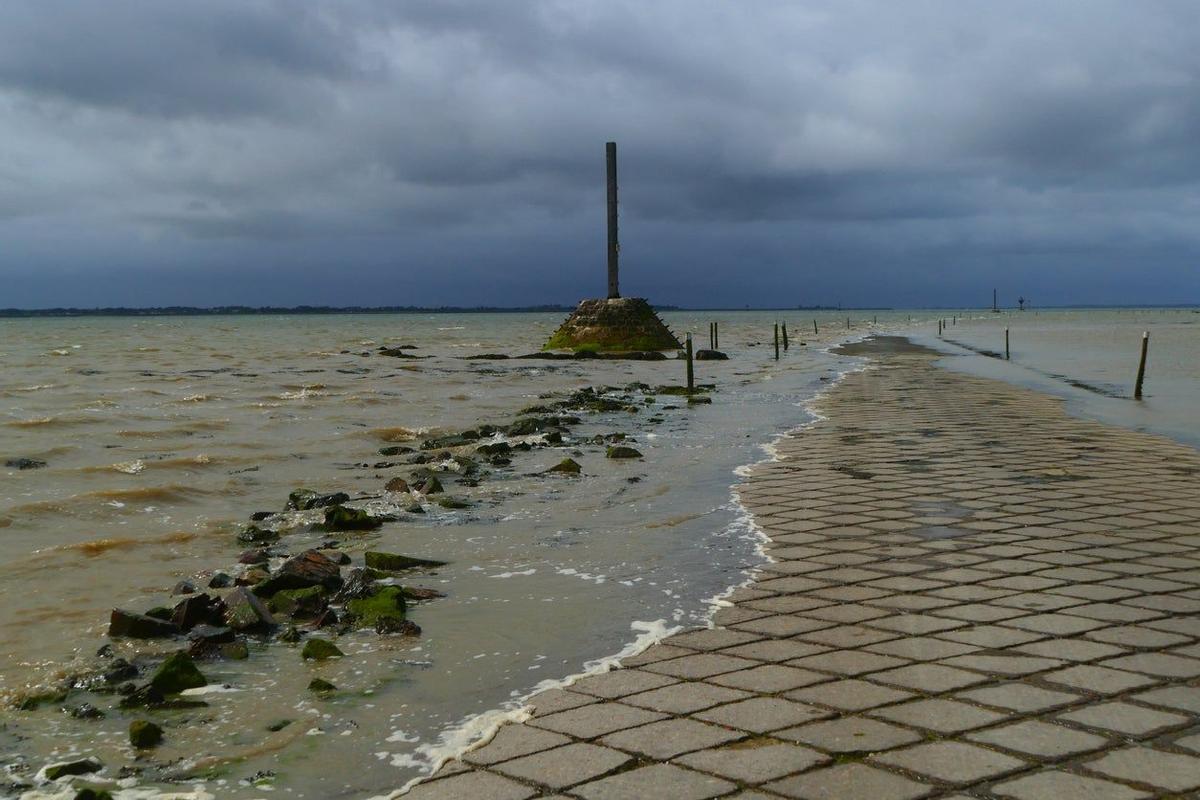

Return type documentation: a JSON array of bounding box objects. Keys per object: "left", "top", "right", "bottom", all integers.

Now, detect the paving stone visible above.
[
  {"left": 764, "top": 763, "right": 934, "bottom": 800},
  {"left": 707, "top": 664, "right": 829, "bottom": 692},
  {"left": 956, "top": 682, "right": 1081, "bottom": 713},
  {"left": 1042, "top": 665, "right": 1159, "bottom": 694},
  {"left": 528, "top": 689, "right": 598, "bottom": 717},
  {"left": 1016, "top": 638, "right": 1127, "bottom": 662},
  {"left": 722, "top": 639, "right": 830, "bottom": 662},
  {"left": 800, "top": 624, "right": 900, "bottom": 648},
  {"left": 732, "top": 614, "right": 836, "bottom": 637},
  {"left": 870, "top": 698, "right": 1006, "bottom": 733},
  {"left": 1058, "top": 701, "right": 1191, "bottom": 735},
  {"left": 530, "top": 702, "right": 666, "bottom": 739},
  {"left": 873, "top": 740, "right": 1026, "bottom": 784},
  {"left": 968, "top": 719, "right": 1108, "bottom": 757},
  {"left": 778, "top": 716, "right": 922, "bottom": 753},
  {"left": 462, "top": 724, "right": 572, "bottom": 766},
  {"left": 1004, "top": 613, "right": 1111, "bottom": 635},
  {"left": 622, "top": 680, "right": 750, "bottom": 714},
  {"left": 642, "top": 653, "right": 761, "bottom": 679},
  {"left": 869, "top": 663, "right": 989, "bottom": 692},
  {"left": 1132, "top": 685, "right": 1200, "bottom": 713},
  {"left": 675, "top": 741, "right": 829, "bottom": 784},
  {"left": 491, "top": 741, "right": 631, "bottom": 789},
  {"left": 788, "top": 650, "right": 909, "bottom": 676},
  {"left": 667, "top": 627, "right": 765, "bottom": 651},
  {"left": 1086, "top": 746, "right": 1200, "bottom": 792},
  {"left": 992, "top": 770, "right": 1150, "bottom": 800},
  {"left": 572, "top": 763, "right": 735, "bottom": 800},
  {"left": 569, "top": 669, "right": 678, "bottom": 699},
  {"left": 1176, "top": 733, "right": 1200, "bottom": 753},
  {"left": 1100, "top": 652, "right": 1200, "bottom": 678},
  {"left": 784, "top": 678, "right": 913, "bottom": 711},
  {"left": 599, "top": 717, "right": 743, "bottom": 760},
  {"left": 868, "top": 614, "right": 966, "bottom": 635},
  {"left": 941, "top": 653, "right": 1064, "bottom": 676},
  {"left": 938, "top": 625, "right": 1046, "bottom": 648},
  {"left": 1088, "top": 625, "right": 1192, "bottom": 648},
  {"left": 405, "top": 770, "right": 537, "bottom": 800},
  {"left": 620, "top": 643, "right": 695, "bottom": 666},
  {"left": 695, "top": 697, "right": 830, "bottom": 733}
]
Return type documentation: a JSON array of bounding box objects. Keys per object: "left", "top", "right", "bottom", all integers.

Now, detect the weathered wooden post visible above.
[
  {"left": 714, "top": 321, "right": 719, "bottom": 350},
  {"left": 685, "top": 333, "right": 694, "bottom": 395},
  {"left": 813, "top": 319, "right": 818, "bottom": 335},
  {"left": 846, "top": 317, "right": 850, "bottom": 330},
  {"left": 708, "top": 322, "right": 714, "bottom": 350},
  {"left": 782, "top": 322, "right": 789, "bottom": 350},
  {"left": 773, "top": 323, "right": 780, "bottom": 360},
  {"left": 1134, "top": 331, "right": 1149, "bottom": 399},
  {"left": 938, "top": 319, "right": 942, "bottom": 336},
  {"left": 1005, "top": 328, "right": 1010, "bottom": 360},
  {"left": 605, "top": 142, "right": 620, "bottom": 299}
]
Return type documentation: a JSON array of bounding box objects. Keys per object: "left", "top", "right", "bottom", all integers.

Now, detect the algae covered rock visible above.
[
  {"left": 384, "top": 477, "right": 410, "bottom": 493},
  {"left": 108, "top": 609, "right": 180, "bottom": 639},
  {"left": 129, "top": 719, "right": 163, "bottom": 749},
  {"left": 543, "top": 298, "right": 681, "bottom": 352},
  {"left": 237, "top": 524, "right": 279, "bottom": 545},
  {"left": 287, "top": 489, "right": 350, "bottom": 511},
  {"left": 149, "top": 651, "right": 206, "bottom": 695},
  {"left": 364, "top": 552, "right": 446, "bottom": 572},
  {"left": 319, "top": 505, "right": 382, "bottom": 532},
  {"left": 267, "top": 586, "right": 328, "bottom": 619},
  {"left": 301, "top": 638, "right": 343, "bottom": 661},
  {"left": 545, "top": 458, "right": 581, "bottom": 475},
  {"left": 253, "top": 549, "right": 343, "bottom": 597},
  {"left": 308, "top": 678, "right": 336, "bottom": 694},
  {"left": 43, "top": 757, "right": 102, "bottom": 781},
  {"left": 344, "top": 586, "right": 407, "bottom": 630},
  {"left": 606, "top": 446, "right": 643, "bottom": 459},
  {"left": 223, "top": 587, "right": 275, "bottom": 631}
]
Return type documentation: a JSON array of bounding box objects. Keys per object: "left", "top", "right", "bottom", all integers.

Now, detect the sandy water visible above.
[{"left": 0, "top": 310, "right": 877, "bottom": 799}]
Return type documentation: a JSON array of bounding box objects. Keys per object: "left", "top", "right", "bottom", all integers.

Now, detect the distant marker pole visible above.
[
  {"left": 714, "top": 321, "right": 719, "bottom": 350},
  {"left": 813, "top": 319, "right": 818, "bottom": 335},
  {"left": 1005, "top": 328, "right": 1010, "bottom": 360},
  {"left": 938, "top": 319, "right": 942, "bottom": 337},
  {"left": 685, "top": 333, "right": 694, "bottom": 395},
  {"left": 1134, "top": 331, "right": 1149, "bottom": 399},
  {"left": 846, "top": 317, "right": 850, "bottom": 330},
  {"left": 774, "top": 323, "right": 780, "bottom": 361},
  {"left": 782, "top": 322, "right": 789, "bottom": 351}
]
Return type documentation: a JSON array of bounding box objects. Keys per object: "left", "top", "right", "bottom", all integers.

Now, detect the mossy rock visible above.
[
  {"left": 73, "top": 789, "right": 115, "bottom": 800},
  {"left": 129, "top": 719, "right": 163, "bottom": 749},
  {"left": 149, "top": 652, "right": 206, "bottom": 695},
  {"left": 545, "top": 458, "right": 581, "bottom": 475},
  {"left": 344, "top": 586, "right": 407, "bottom": 629},
  {"left": 237, "top": 524, "right": 279, "bottom": 544},
  {"left": 319, "top": 505, "right": 381, "bottom": 532},
  {"left": 145, "top": 607, "right": 172, "bottom": 621},
  {"left": 606, "top": 446, "right": 643, "bottom": 459},
  {"left": 267, "top": 585, "right": 328, "bottom": 618},
  {"left": 543, "top": 298, "right": 681, "bottom": 352},
  {"left": 301, "top": 638, "right": 344, "bottom": 661},
  {"left": 687, "top": 396, "right": 713, "bottom": 405},
  {"left": 308, "top": 678, "right": 336, "bottom": 694},
  {"left": 432, "top": 495, "right": 470, "bottom": 509},
  {"left": 44, "top": 758, "right": 102, "bottom": 781},
  {"left": 364, "top": 552, "right": 446, "bottom": 572}
]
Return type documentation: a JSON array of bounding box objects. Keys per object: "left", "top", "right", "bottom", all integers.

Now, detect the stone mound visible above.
[{"left": 544, "top": 298, "right": 681, "bottom": 352}]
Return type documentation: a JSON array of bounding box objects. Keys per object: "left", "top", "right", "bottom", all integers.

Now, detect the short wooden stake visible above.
[
  {"left": 938, "top": 319, "right": 942, "bottom": 336},
  {"left": 813, "top": 319, "right": 818, "bottom": 335},
  {"left": 714, "top": 321, "right": 719, "bottom": 350},
  {"left": 685, "top": 333, "right": 694, "bottom": 394},
  {"left": 1005, "top": 328, "right": 1010, "bottom": 360},
  {"left": 1134, "top": 331, "right": 1149, "bottom": 399},
  {"left": 708, "top": 322, "right": 714, "bottom": 350},
  {"left": 782, "top": 322, "right": 789, "bottom": 350},
  {"left": 773, "top": 323, "right": 780, "bottom": 360},
  {"left": 846, "top": 317, "right": 850, "bottom": 330}
]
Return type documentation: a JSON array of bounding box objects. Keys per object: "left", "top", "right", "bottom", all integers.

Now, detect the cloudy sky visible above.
[{"left": 2, "top": 1, "right": 1199, "bottom": 309}]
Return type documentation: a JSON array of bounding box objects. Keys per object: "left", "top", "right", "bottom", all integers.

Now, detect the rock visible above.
[
  {"left": 694, "top": 349, "right": 728, "bottom": 360},
  {"left": 344, "top": 586, "right": 407, "bottom": 629},
  {"left": 286, "top": 489, "right": 350, "bottom": 511},
  {"left": 507, "top": 416, "right": 571, "bottom": 437},
  {"left": 378, "top": 445, "right": 414, "bottom": 456},
  {"left": 375, "top": 617, "right": 421, "bottom": 636},
  {"left": 236, "top": 567, "right": 270, "bottom": 587},
  {"left": 420, "top": 432, "right": 479, "bottom": 450},
  {"left": 364, "top": 552, "right": 447, "bottom": 571},
  {"left": 544, "top": 458, "right": 581, "bottom": 475},
  {"left": 319, "top": 505, "right": 382, "bottom": 532},
  {"left": 5, "top": 458, "right": 47, "bottom": 470},
  {"left": 400, "top": 586, "right": 446, "bottom": 601},
  {"left": 252, "top": 550, "right": 343, "bottom": 597},
  {"left": 266, "top": 719, "right": 292, "bottom": 732},
  {"left": 223, "top": 587, "right": 275, "bottom": 631},
  {"left": 317, "top": 548, "right": 350, "bottom": 565},
  {"left": 312, "top": 608, "right": 340, "bottom": 628},
  {"left": 432, "top": 496, "right": 470, "bottom": 509},
  {"left": 207, "top": 571, "right": 234, "bottom": 589},
  {"left": 238, "top": 549, "right": 271, "bottom": 565},
  {"left": 267, "top": 586, "right": 328, "bottom": 619},
  {"left": 129, "top": 720, "right": 163, "bottom": 749},
  {"left": 384, "top": 477, "right": 409, "bottom": 493},
  {"left": 149, "top": 651, "right": 206, "bottom": 694},
  {"left": 237, "top": 524, "right": 278, "bottom": 545},
  {"left": 542, "top": 297, "right": 682, "bottom": 352},
  {"left": 73, "top": 789, "right": 114, "bottom": 800},
  {"left": 171, "top": 593, "right": 225, "bottom": 631},
  {"left": 171, "top": 580, "right": 196, "bottom": 596},
  {"left": 69, "top": 703, "right": 104, "bottom": 720},
  {"left": 308, "top": 678, "right": 336, "bottom": 693},
  {"left": 219, "top": 641, "right": 249, "bottom": 660},
  {"left": 606, "top": 446, "right": 644, "bottom": 459},
  {"left": 332, "top": 568, "right": 376, "bottom": 602},
  {"left": 475, "top": 442, "right": 511, "bottom": 456},
  {"left": 300, "top": 638, "right": 343, "bottom": 660},
  {"left": 102, "top": 658, "right": 138, "bottom": 684},
  {"left": 687, "top": 395, "right": 712, "bottom": 405},
  {"left": 543, "top": 431, "right": 563, "bottom": 445},
  {"left": 411, "top": 475, "right": 443, "bottom": 495},
  {"left": 187, "top": 624, "right": 234, "bottom": 644},
  {"left": 277, "top": 625, "right": 303, "bottom": 643},
  {"left": 43, "top": 757, "right": 102, "bottom": 781},
  {"left": 108, "top": 609, "right": 180, "bottom": 639},
  {"left": 249, "top": 511, "right": 273, "bottom": 521},
  {"left": 145, "top": 607, "right": 172, "bottom": 621}
]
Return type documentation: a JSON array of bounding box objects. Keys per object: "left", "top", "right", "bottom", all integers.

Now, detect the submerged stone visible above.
[
  {"left": 237, "top": 524, "right": 278, "bottom": 545},
  {"left": 695, "top": 349, "right": 728, "bottom": 360},
  {"left": 129, "top": 719, "right": 163, "bottom": 749},
  {"left": 72, "top": 789, "right": 114, "bottom": 800},
  {"left": 432, "top": 495, "right": 470, "bottom": 509},
  {"left": 364, "top": 552, "right": 446, "bottom": 572},
  {"left": 149, "top": 651, "right": 206, "bottom": 695},
  {"left": 606, "top": 446, "right": 644, "bottom": 459},
  {"left": 412, "top": 475, "right": 443, "bottom": 495},
  {"left": 308, "top": 678, "right": 336, "bottom": 694},
  {"left": 384, "top": 477, "right": 410, "bottom": 493},
  {"left": 344, "top": 586, "right": 407, "bottom": 629},
  {"left": 43, "top": 757, "right": 102, "bottom": 781},
  {"left": 300, "top": 638, "right": 343, "bottom": 660},
  {"left": 286, "top": 489, "right": 350, "bottom": 511},
  {"left": 5, "top": 458, "right": 47, "bottom": 470},
  {"left": 171, "top": 593, "right": 225, "bottom": 631},
  {"left": 267, "top": 586, "right": 328, "bottom": 619},
  {"left": 223, "top": 587, "right": 275, "bottom": 631},
  {"left": 543, "top": 297, "right": 681, "bottom": 352},
  {"left": 544, "top": 458, "right": 581, "bottom": 475},
  {"left": 253, "top": 549, "right": 343, "bottom": 597}
]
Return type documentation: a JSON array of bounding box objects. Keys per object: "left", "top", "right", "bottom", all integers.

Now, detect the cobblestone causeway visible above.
[{"left": 405, "top": 336, "right": 1200, "bottom": 799}]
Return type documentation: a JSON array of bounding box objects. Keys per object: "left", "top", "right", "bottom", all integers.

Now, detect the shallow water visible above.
[{"left": 0, "top": 310, "right": 881, "bottom": 799}]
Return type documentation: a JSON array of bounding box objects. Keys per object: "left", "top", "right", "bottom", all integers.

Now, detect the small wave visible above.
[
  {"left": 48, "top": 348, "right": 71, "bottom": 356},
  {"left": 112, "top": 460, "right": 146, "bottom": 474},
  {"left": 5, "top": 417, "right": 57, "bottom": 428},
  {"left": 179, "top": 394, "right": 215, "bottom": 402},
  {"left": 9, "top": 485, "right": 214, "bottom": 518},
  {"left": 53, "top": 531, "right": 198, "bottom": 557},
  {"left": 11, "top": 384, "right": 56, "bottom": 392},
  {"left": 371, "top": 426, "right": 418, "bottom": 442}
]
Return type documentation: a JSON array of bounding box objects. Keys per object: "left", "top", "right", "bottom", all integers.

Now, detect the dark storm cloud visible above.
[{"left": 1, "top": 0, "right": 1199, "bottom": 307}]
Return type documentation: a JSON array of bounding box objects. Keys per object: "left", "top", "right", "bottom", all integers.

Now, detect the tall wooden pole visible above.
[
  {"left": 774, "top": 323, "right": 780, "bottom": 360},
  {"left": 685, "top": 333, "right": 694, "bottom": 395},
  {"left": 1134, "top": 331, "right": 1149, "bottom": 399},
  {"left": 606, "top": 142, "right": 620, "bottom": 299},
  {"left": 782, "top": 322, "right": 789, "bottom": 350}
]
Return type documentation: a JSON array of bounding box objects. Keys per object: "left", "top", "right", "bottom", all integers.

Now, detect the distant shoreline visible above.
[{"left": 0, "top": 303, "right": 1195, "bottom": 318}]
